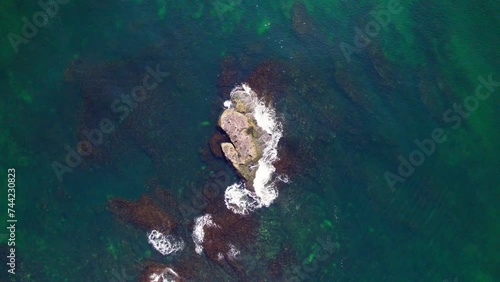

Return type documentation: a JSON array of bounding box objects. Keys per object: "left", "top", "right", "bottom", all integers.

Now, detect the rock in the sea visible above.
[{"left": 218, "top": 108, "right": 262, "bottom": 184}]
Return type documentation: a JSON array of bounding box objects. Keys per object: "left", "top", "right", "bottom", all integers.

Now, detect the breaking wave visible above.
[
  {"left": 149, "top": 266, "right": 181, "bottom": 282},
  {"left": 227, "top": 243, "right": 241, "bottom": 260},
  {"left": 223, "top": 84, "right": 287, "bottom": 215},
  {"left": 147, "top": 230, "right": 184, "bottom": 256},
  {"left": 192, "top": 214, "right": 219, "bottom": 255}
]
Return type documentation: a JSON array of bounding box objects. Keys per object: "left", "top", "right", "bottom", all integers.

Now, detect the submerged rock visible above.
[
  {"left": 107, "top": 196, "right": 175, "bottom": 234},
  {"left": 208, "top": 130, "right": 231, "bottom": 158}
]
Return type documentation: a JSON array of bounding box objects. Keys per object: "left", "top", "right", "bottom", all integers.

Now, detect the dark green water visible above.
[{"left": 0, "top": 0, "right": 498, "bottom": 281}]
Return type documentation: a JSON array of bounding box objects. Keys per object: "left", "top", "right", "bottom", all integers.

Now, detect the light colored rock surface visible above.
[{"left": 218, "top": 108, "right": 261, "bottom": 183}]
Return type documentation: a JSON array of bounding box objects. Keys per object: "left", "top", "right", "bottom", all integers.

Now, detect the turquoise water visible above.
[{"left": 0, "top": 0, "right": 498, "bottom": 281}]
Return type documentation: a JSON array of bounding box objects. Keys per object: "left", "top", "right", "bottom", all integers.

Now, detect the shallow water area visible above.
[{"left": 0, "top": 0, "right": 498, "bottom": 281}]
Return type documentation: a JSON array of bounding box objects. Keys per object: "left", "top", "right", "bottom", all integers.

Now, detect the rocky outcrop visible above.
[{"left": 218, "top": 104, "right": 262, "bottom": 185}]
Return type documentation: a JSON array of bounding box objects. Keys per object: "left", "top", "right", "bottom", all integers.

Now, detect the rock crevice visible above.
[{"left": 218, "top": 100, "right": 264, "bottom": 186}]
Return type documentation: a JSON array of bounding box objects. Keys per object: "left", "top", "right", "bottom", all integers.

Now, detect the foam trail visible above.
[{"left": 223, "top": 84, "right": 286, "bottom": 215}]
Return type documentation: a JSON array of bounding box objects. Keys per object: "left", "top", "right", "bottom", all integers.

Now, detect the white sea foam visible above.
[
  {"left": 223, "top": 84, "right": 286, "bottom": 215},
  {"left": 216, "top": 244, "right": 240, "bottom": 261},
  {"left": 149, "top": 267, "right": 180, "bottom": 282},
  {"left": 217, "top": 252, "right": 224, "bottom": 261},
  {"left": 147, "top": 230, "right": 184, "bottom": 256},
  {"left": 227, "top": 244, "right": 240, "bottom": 260},
  {"left": 224, "top": 182, "right": 260, "bottom": 215},
  {"left": 192, "top": 214, "right": 219, "bottom": 255}
]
